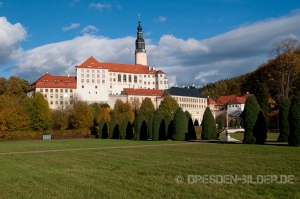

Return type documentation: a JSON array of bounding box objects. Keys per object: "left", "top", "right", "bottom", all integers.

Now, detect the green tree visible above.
[
  {"left": 133, "top": 112, "right": 147, "bottom": 140},
  {"left": 201, "top": 107, "right": 217, "bottom": 140},
  {"left": 120, "top": 115, "right": 131, "bottom": 140},
  {"left": 159, "top": 95, "right": 179, "bottom": 118},
  {"left": 194, "top": 119, "right": 199, "bottom": 126},
  {"left": 218, "top": 120, "right": 224, "bottom": 130},
  {"left": 109, "top": 114, "right": 119, "bottom": 139},
  {"left": 152, "top": 109, "right": 163, "bottom": 141},
  {"left": 99, "top": 117, "right": 108, "bottom": 139},
  {"left": 253, "top": 110, "right": 268, "bottom": 144},
  {"left": 147, "top": 113, "right": 154, "bottom": 139},
  {"left": 70, "top": 100, "right": 93, "bottom": 130},
  {"left": 185, "top": 110, "right": 196, "bottom": 139},
  {"left": 278, "top": 99, "right": 290, "bottom": 142},
  {"left": 164, "top": 113, "right": 173, "bottom": 139},
  {"left": 173, "top": 108, "right": 188, "bottom": 141},
  {"left": 288, "top": 92, "right": 300, "bottom": 146},
  {"left": 26, "top": 92, "right": 52, "bottom": 131},
  {"left": 139, "top": 97, "right": 155, "bottom": 122},
  {"left": 243, "top": 96, "right": 260, "bottom": 144}
]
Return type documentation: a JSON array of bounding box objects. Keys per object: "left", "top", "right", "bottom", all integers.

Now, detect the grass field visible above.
[{"left": 1, "top": 133, "right": 300, "bottom": 199}]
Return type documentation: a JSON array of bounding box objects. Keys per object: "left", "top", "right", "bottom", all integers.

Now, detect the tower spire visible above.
[{"left": 135, "top": 14, "right": 147, "bottom": 65}]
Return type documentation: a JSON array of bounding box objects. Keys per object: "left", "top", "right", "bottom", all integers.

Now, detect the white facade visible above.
[
  {"left": 135, "top": 52, "right": 147, "bottom": 65},
  {"left": 227, "top": 104, "right": 245, "bottom": 117}
]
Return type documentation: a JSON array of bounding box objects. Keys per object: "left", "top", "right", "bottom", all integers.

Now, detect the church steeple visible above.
[{"left": 135, "top": 14, "right": 147, "bottom": 65}]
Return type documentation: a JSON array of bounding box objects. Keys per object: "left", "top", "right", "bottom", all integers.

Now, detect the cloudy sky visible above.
[{"left": 1, "top": 0, "right": 300, "bottom": 87}]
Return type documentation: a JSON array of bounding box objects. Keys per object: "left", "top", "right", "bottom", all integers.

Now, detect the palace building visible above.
[{"left": 28, "top": 19, "right": 169, "bottom": 109}]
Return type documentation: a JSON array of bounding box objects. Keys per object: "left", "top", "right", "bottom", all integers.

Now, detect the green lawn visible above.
[{"left": 0, "top": 135, "right": 299, "bottom": 199}]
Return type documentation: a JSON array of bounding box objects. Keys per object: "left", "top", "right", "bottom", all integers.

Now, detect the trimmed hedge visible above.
[
  {"left": 173, "top": 108, "right": 188, "bottom": 141},
  {"left": 288, "top": 92, "right": 300, "bottom": 146},
  {"left": 201, "top": 107, "right": 217, "bottom": 140},
  {"left": 278, "top": 99, "right": 290, "bottom": 142}
]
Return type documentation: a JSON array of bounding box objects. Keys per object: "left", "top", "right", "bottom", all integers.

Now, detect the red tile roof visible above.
[
  {"left": 77, "top": 56, "right": 160, "bottom": 75},
  {"left": 217, "top": 95, "right": 237, "bottom": 105},
  {"left": 123, "top": 88, "right": 163, "bottom": 96},
  {"left": 28, "top": 73, "right": 77, "bottom": 91},
  {"left": 228, "top": 97, "right": 246, "bottom": 104},
  {"left": 207, "top": 97, "right": 217, "bottom": 105}
]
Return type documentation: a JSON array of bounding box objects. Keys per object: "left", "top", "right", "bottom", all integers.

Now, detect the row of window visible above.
[
  {"left": 228, "top": 105, "right": 240, "bottom": 108},
  {"left": 40, "top": 89, "right": 73, "bottom": 93},
  {"left": 81, "top": 79, "right": 105, "bottom": 83},
  {"left": 81, "top": 74, "right": 105, "bottom": 78},
  {"left": 44, "top": 94, "right": 73, "bottom": 98},
  {"left": 50, "top": 101, "right": 72, "bottom": 105},
  {"left": 179, "top": 104, "right": 207, "bottom": 109},
  {"left": 81, "top": 69, "right": 105, "bottom": 73},
  {"left": 175, "top": 97, "right": 206, "bottom": 104}
]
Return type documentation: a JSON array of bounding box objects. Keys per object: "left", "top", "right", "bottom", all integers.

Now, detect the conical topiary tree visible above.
[
  {"left": 147, "top": 113, "right": 154, "bottom": 139},
  {"left": 185, "top": 110, "right": 196, "bottom": 140},
  {"left": 173, "top": 108, "right": 188, "bottom": 141},
  {"left": 194, "top": 119, "right": 199, "bottom": 126},
  {"left": 164, "top": 113, "right": 172, "bottom": 139},
  {"left": 253, "top": 110, "right": 268, "bottom": 144},
  {"left": 278, "top": 99, "right": 290, "bottom": 142},
  {"left": 152, "top": 109, "right": 163, "bottom": 141},
  {"left": 201, "top": 107, "right": 217, "bottom": 140},
  {"left": 99, "top": 117, "right": 108, "bottom": 139},
  {"left": 288, "top": 92, "right": 300, "bottom": 146},
  {"left": 109, "top": 114, "right": 119, "bottom": 139},
  {"left": 120, "top": 115, "right": 131, "bottom": 140},
  {"left": 243, "top": 96, "right": 260, "bottom": 144},
  {"left": 133, "top": 112, "right": 147, "bottom": 140}
]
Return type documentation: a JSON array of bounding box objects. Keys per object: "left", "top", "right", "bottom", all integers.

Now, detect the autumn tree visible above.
[
  {"left": 0, "top": 77, "right": 7, "bottom": 95},
  {"left": 159, "top": 95, "right": 179, "bottom": 118},
  {"left": 139, "top": 97, "right": 155, "bottom": 122},
  {"left": 201, "top": 107, "right": 217, "bottom": 140},
  {"left": 26, "top": 92, "right": 52, "bottom": 131},
  {"left": 278, "top": 99, "right": 290, "bottom": 142},
  {"left": 70, "top": 100, "right": 93, "bottom": 130},
  {"left": 51, "top": 109, "right": 69, "bottom": 130},
  {"left": 173, "top": 108, "right": 188, "bottom": 141},
  {"left": 288, "top": 92, "right": 300, "bottom": 146},
  {"left": 97, "top": 107, "right": 111, "bottom": 125},
  {"left": 270, "top": 38, "right": 300, "bottom": 100},
  {"left": 6, "top": 76, "right": 29, "bottom": 97},
  {"left": 114, "top": 99, "right": 134, "bottom": 127}
]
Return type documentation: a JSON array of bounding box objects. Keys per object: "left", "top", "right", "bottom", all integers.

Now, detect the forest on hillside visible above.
[{"left": 199, "top": 38, "right": 300, "bottom": 128}]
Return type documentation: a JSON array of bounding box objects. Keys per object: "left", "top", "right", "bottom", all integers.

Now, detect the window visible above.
[
  {"left": 81, "top": 74, "right": 84, "bottom": 77},
  {"left": 95, "top": 86, "right": 97, "bottom": 89},
  {"left": 45, "top": 89, "right": 48, "bottom": 92},
  {"left": 55, "top": 101, "right": 58, "bottom": 105},
  {"left": 102, "top": 80, "right": 105, "bottom": 83},
  {"left": 102, "top": 74, "right": 105, "bottom": 78},
  {"left": 81, "top": 79, "right": 84, "bottom": 83},
  {"left": 160, "top": 81, "right": 162, "bottom": 84},
  {"left": 102, "top": 70, "right": 105, "bottom": 73},
  {"left": 40, "top": 89, "right": 43, "bottom": 92},
  {"left": 65, "top": 101, "right": 68, "bottom": 105},
  {"left": 113, "top": 78, "right": 116, "bottom": 82},
  {"left": 50, "top": 101, "right": 53, "bottom": 104},
  {"left": 86, "top": 74, "right": 89, "bottom": 78},
  {"left": 56, "top": 89, "right": 58, "bottom": 92},
  {"left": 113, "top": 73, "right": 116, "bottom": 76},
  {"left": 50, "top": 94, "right": 53, "bottom": 98},
  {"left": 87, "top": 79, "right": 89, "bottom": 83},
  {"left": 60, "top": 94, "right": 63, "bottom": 98},
  {"left": 129, "top": 75, "right": 132, "bottom": 82},
  {"left": 139, "top": 80, "right": 142, "bottom": 83},
  {"left": 81, "top": 69, "right": 84, "bottom": 72},
  {"left": 97, "top": 70, "right": 100, "bottom": 73},
  {"left": 60, "top": 89, "right": 63, "bottom": 92},
  {"left": 144, "top": 82, "right": 146, "bottom": 85},
  {"left": 82, "top": 85, "right": 84, "bottom": 88},
  {"left": 86, "top": 70, "right": 89, "bottom": 73},
  {"left": 60, "top": 101, "right": 63, "bottom": 105},
  {"left": 110, "top": 78, "right": 112, "bottom": 81},
  {"left": 109, "top": 73, "right": 112, "bottom": 76},
  {"left": 134, "top": 75, "right": 137, "bottom": 83},
  {"left": 148, "top": 82, "right": 150, "bottom": 85},
  {"left": 123, "top": 74, "right": 126, "bottom": 82},
  {"left": 92, "top": 79, "right": 95, "bottom": 83},
  {"left": 118, "top": 74, "right": 121, "bottom": 82},
  {"left": 55, "top": 94, "right": 58, "bottom": 98},
  {"left": 92, "top": 74, "right": 95, "bottom": 78},
  {"left": 65, "top": 89, "right": 68, "bottom": 92},
  {"left": 144, "top": 75, "right": 146, "bottom": 77},
  {"left": 97, "top": 79, "right": 100, "bottom": 83},
  {"left": 97, "top": 74, "right": 100, "bottom": 78},
  {"left": 153, "top": 82, "right": 155, "bottom": 85},
  {"left": 70, "top": 90, "right": 73, "bottom": 93},
  {"left": 70, "top": 94, "right": 73, "bottom": 98},
  {"left": 160, "top": 74, "right": 162, "bottom": 77},
  {"left": 92, "top": 70, "right": 94, "bottom": 73}
]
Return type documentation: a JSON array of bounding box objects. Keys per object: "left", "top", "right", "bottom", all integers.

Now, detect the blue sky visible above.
[{"left": 1, "top": 0, "right": 300, "bottom": 87}]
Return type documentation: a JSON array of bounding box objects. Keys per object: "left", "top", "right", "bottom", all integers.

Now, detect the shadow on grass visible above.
[{"left": 189, "top": 139, "right": 290, "bottom": 146}]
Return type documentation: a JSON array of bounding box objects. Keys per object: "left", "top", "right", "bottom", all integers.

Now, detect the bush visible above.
[
  {"left": 194, "top": 119, "right": 199, "bottom": 126},
  {"left": 201, "top": 107, "right": 217, "bottom": 140},
  {"left": 253, "top": 110, "right": 268, "bottom": 144},
  {"left": 288, "top": 92, "right": 300, "bottom": 146},
  {"left": 164, "top": 113, "right": 173, "bottom": 139},
  {"left": 173, "top": 108, "right": 188, "bottom": 141},
  {"left": 278, "top": 99, "right": 290, "bottom": 142}
]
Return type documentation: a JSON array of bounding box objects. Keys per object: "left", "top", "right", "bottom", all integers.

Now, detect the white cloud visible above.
[
  {"left": 0, "top": 17, "right": 27, "bottom": 67},
  {"left": 0, "top": 2, "right": 3, "bottom": 7},
  {"left": 81, "top": 25, "right": 99, "bottom": 34},
  {"left": 116, "top": 5, "right": 122, "bottom": 9},
  {"left": 70, "top": 0, "right": 80, "bottom": 6},
  {"left": 62, "top": 23, "right": 80, "bottom": 31},
  {"left": 11, "top": 9, "right": 300, "bottom": 88},
  {"left": 88, "top": 3, "right": 110, "bottom": 11},
  {"left": 158, "top": 16, "right": 166, "bottom": 22}
]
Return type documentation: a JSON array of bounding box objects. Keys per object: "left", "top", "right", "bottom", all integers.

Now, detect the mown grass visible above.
[{"left": 0, "top": 134, "right": 299, "bottom": 199}]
